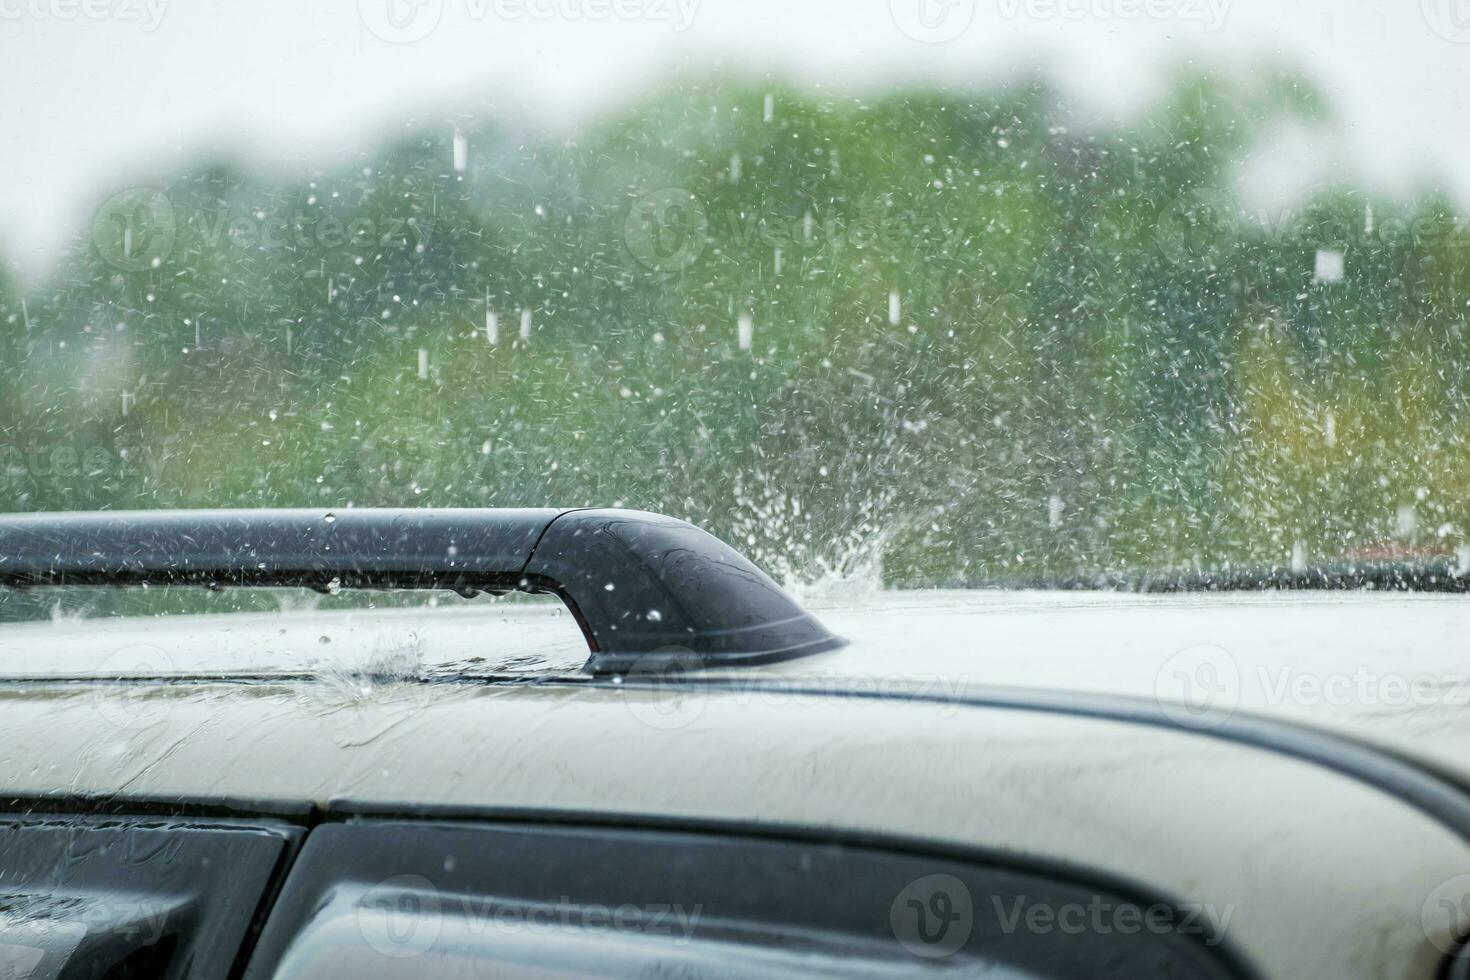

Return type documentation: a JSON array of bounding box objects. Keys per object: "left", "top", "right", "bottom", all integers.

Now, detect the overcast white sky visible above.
[{"left": 2, "top": 0, "right": 1468, "bottom": 279}]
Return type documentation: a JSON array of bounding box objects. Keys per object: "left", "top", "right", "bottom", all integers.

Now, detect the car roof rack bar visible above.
[{"left": 0, "top": 508, "right": 845, "bottom": 674}]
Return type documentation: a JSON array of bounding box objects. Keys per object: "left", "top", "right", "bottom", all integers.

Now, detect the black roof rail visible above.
[{"left": 0, "top": 508, "right": 845, "bottom": 674}]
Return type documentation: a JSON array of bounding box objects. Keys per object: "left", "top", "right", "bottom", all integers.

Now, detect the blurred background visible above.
[{"left": 3, "top": 0, "right": 1470, "bottom": 588}]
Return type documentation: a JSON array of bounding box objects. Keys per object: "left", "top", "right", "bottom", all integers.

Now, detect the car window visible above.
[
  {"left": 0, "top": 816, "right": 300, "bottom": 980},
  {"left": 243, "top": 821, "right": 1242, "bottom": 980}
]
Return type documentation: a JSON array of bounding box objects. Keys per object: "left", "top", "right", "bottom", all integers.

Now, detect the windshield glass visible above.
[{"left": 4, "top": 0, "right": 1469, "bottom": 592}]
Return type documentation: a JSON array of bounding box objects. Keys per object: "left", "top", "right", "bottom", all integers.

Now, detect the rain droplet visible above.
[{"left": 452, "top": 128, "right": 468, "bottom": 173}]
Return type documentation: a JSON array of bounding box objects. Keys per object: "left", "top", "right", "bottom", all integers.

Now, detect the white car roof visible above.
[{"left": 2, "top": 587, "right": 1467, "bottom": 782}]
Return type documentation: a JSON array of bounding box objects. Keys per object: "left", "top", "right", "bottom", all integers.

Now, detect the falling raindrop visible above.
[
  {"left": 1313, "top": 249, "right": 1345, "bottom": 284},
  {"left": 452, "top": 128, "right": 468, "bottom": 173},
  {"left": 1396, "top": 504, "right": 1419, "bottom": 537}
]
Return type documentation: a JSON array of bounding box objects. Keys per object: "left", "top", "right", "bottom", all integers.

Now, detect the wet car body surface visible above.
[{"left": 0, "top": 513, "right": 1465, "bottom": 980}]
